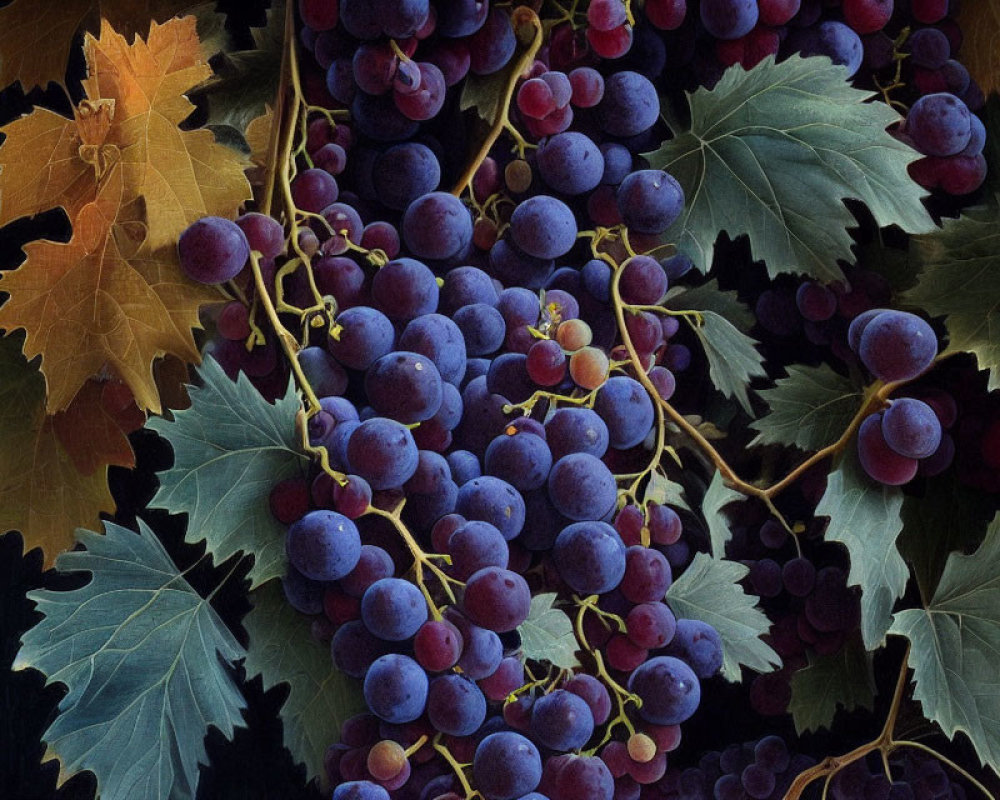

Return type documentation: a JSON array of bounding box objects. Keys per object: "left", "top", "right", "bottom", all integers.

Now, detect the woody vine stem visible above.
[{"left": 236, "top": 4, "right": 989, "bottom": 797}]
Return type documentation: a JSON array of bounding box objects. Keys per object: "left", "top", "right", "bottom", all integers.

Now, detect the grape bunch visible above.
[
  {"left": 657, "top": 734, "right": 818, "bottom": 800},
  {"left": 169, "top": 0, "right": 996, "bottom": 797}
]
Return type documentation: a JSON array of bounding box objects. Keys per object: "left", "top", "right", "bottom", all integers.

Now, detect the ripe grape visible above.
[
  {"left": 485, "top": 430, "right": 553, "bottom": 491},
  {"left": 907, "top": 93, "right": 973, "bottom": 156},
  {"left": 402, "top": 191, "right": 473, "bottom": 261},
  {"left": 371, "top": 258, "right": 439, "bottom": 322},
  {"left": 857, "top": 310, "right": 937, "bottom": 382},
  {"left": 473, "top": 732, "right": 543, "bottom": 800},
  {"left": 360, "top": 577, "right": 428, "bottom": 641},
  {"left": 598, "top": 71, "right": 659, "bottom": 137},
  {"left": 594, "top": 376, "right": 655, "bottom": 449},
  {"left": 700, "top": 0, "right": 758, "bottom": 40},
  {"left": 553, "top": 521, "right": 627, "bottom": 594},
  {"left": 536, "top": 132, "right": 604, "bottom": 196},
  {"left": 881, "top": 397, "right": 942, "bottom": 459},
  {"left": 427, "top": 674, "right": 488, "bottom": 736},
  {"left": 548, "top": 452, "right": 618, "bottom": 521},
  {"left": 531, "top": 689, "right": 595, "bottom": 751},
  {"left": 628, "top": 656, "right": 701, "bottom": 725},
  {"left": 286, "top": 509, "right": 361, "bottom": 581},
  {"left": 663, "top": 619, "right": 724, "bottom": 678},
  {"left": 363, "top": 653, "right": 428, "bottom": 723},
  {"left": 178, "top": 216, "right": 250, "bottom": 284},
  {"left": 509, "top": 195, "right": 579, "bottom": 260},
  {"left": 462, "top": 566, "right": 531, "bottom": 632}
]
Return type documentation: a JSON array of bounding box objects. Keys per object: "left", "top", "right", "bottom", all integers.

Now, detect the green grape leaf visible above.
[
  {"left": 788, "top": 636, "right": 876, "bottom": 735},
  {"left": 899, "top": 473, "right": 997, "bottom": 604},
  {"left": 666, "top": 553, "right": 781, "bottom": 682},
  {"left": 243, "top": 581, "right": 365, "bottom": 787},
  {"left": 905, "top": 194, "right": 1000, "bottom": 390},
  {"left": 689, "top": 310, "right": 766, "bottom": 415},
  {"left": 749, "top": 364, "right": 863, "bottom": 452},
  {"left": 665, "top": 279, "right": 755, "bottom": 332},
  {"left": 645, "top": 55, "right": 934, "bottom": 281},
  {"left": 13, "top": 520, "right": 246, "bottom": 800},
  {"left": 147, "top": 356, "right": 309, "bottom": 588},
  {"left": 191, "top": 0, "right": 283, "bottom": 133},
  {"left": 702, "top": 470, "right": 742, "bottom": 558},
  {"left": 518, "top": 592, "right": 581, "bottom": 669},
  {"left": 460, "top": 70, "right": 511, "bottom": 123},
  {"left": 890, "top": 514, "right": 1000, "bottom": 773},
  {"left": 815, "top": 447, "right": 906, "bottom": 650},
  {"left": 643, "top": 469, "right": 691, "bottom": 512}
]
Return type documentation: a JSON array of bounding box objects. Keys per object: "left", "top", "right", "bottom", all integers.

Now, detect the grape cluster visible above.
[
  {"left": 656, "top": 734, "right": 817, "bottom": 800},
  {"left": 171, "top": 0, "right": 996, "bottom": 797},
  {"left": 827, "top": 747, "right": 974, "bottom": 799}
]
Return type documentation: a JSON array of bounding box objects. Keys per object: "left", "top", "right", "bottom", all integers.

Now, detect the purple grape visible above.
[
  {"left": 858, "top": 310, "right": 937, "bottom": 382},
  {"left": 178, "top": 216, "right": 250, "bottom": 284},
  {"left": 286, "top": 509, "right": 361, "bottom": 581},
  {"left": 402, "top": 191, "right": 473, "bottom": 261},
  {"left": 881, "top": 397, "right": 942, "bottom": 459},
  {"left": 907, "top": 93, "right": 973, "bottom": 157},
  {"left": 628, "top": 656, "right": 701, "bottom": 725}
]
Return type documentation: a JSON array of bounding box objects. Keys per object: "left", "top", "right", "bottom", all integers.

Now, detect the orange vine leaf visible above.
[
  {"left": 52, "top": 379, "right": 145, "bottom": 476},
  {"left": 0, "top": 0, "right": 217, "bottom": 92},
  {"left": 0, "top": 162, "right": 218, "bottom": 413},
  {"left": 0, "top": 15, "right": 254, "bottom": 414},
  {"left": 80, "top": 15, "right": 254, "bottom": 250},
  {"left": 0, "top": 334, "right": 116, "bottom": 567}
]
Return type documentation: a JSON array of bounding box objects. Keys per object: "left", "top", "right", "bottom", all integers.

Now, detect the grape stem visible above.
[
  {"left": 432, "top": 734, "right": 483, "bottom": 800},
  {"left": 367, "top": 502, "right": 462, "bottom": 621},
  {"left": 782, "top": 644, "right": 994, "bottom": 800},
  {"left": 451, "top": 6, "right": 544, "bottom": 196},
  {"left": 574, "top": 596, "right": 644, "bottom": 753},
  {"left": 604, "top": 236, "right": 908, "bottom": 519}
]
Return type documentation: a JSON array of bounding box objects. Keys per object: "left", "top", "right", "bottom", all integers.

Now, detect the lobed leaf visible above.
[
  {"left": 890, "top": 514, "right": 1000, "bottom": 774},
  {"left": 518, "top": 592, "right": 581, "bottom": 669},
  {"left": 689, "top": 311, "right": 766, "bottom": 415},
  {"left": 749, "top": 363, "right": 863, "bottom": 452},
  {"left": 906, "top": 194, "right": 1000, "bottom": 390},
  {"left": 148, "top": 356, "right": 309, "bottom": 588},
  {"left": 898, "top": 473, "right": 997, "bottom": 604},
  {"left": 243, "top": 581, "right": 365, "bottom": 787},
  {"left": 666, "top": 553, "right": 781, "bottom": 682},
  {"left": 702, "top": 470, "right": 742, "bottom": 559},
  {"left": 13, "top": 519, "right": 246, "bottom": 800},
  {"left": 788, "top": 636, "right": 876, "bottom": 735},
  {"left": 645, "top": 55, "right": 934, "bottom": 281},
  {"left": 815, "top": 446, "right": 906, "bottom": 650},
  {"left": 0, "top": 334, "right": 117, "bottom": 566}
]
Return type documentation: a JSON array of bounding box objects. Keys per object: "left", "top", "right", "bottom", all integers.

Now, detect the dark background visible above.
[{"left": 1, "top": 1, "right": 999, "bottom": 798}]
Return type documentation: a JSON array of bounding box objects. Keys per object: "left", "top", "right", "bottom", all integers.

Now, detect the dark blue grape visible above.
[
  {"left": 361, "top": 577, "right": 428, "bottom": 641},
  {"left": 509, "top": 195, "right": 579, "bottom": 260},
  {"left": 553, "top": 521, "right": 627, "bottom": 594},
  {"left": 286, "top": 510, "right": 361, "bottom": 581},
  {"left": 594, "top": 376, "right": 655, "bottom": 449},
  {"left": 473, "top": 732, "right": 543, "bottom": 800},
  {"left": 427, "top": 674, "right": 488, "bottom": 736},
  {"left": 628, "top": 655, "right": 701, "bottom": 725},
  {"left": 346, "top": 418, "right": 419, "bottom": 489},
  {"left": 363, "top": 653, "right": 428, "bottom": 723},
  {"left": 537, "top": 132, "right": 604, "bottom": 195},
  {"left": 547, "top": 453, "right": 618, "bottom": 521}
]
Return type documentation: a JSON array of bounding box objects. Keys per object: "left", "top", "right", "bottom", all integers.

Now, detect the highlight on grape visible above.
[{"left": 1, "top": 1, "right": 999, "bottom": 800}]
